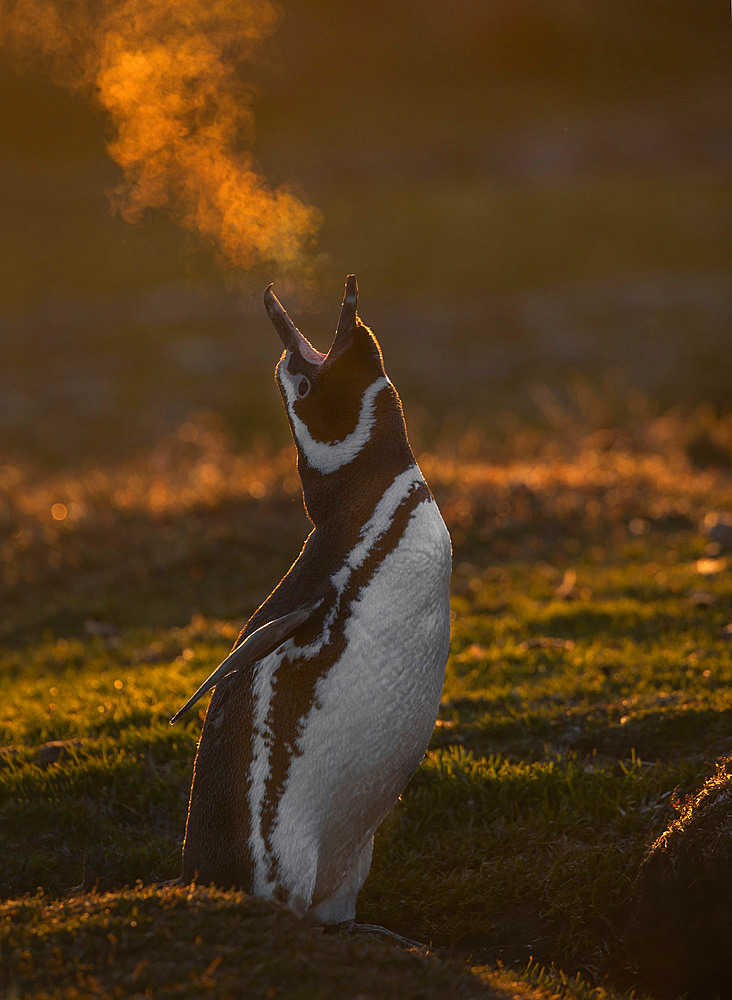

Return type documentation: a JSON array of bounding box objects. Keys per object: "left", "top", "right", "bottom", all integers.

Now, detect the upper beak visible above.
[
  {"left": 263, "top": 284, "right": 325, "bottom": 364},
  {"left": 326, "top": 274, "right": 359, "bottom": 362}
]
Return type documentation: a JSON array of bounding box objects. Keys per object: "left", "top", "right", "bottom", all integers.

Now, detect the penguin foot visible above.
[{"left": 324, "top": 920, "right": 430, "bottom": 951}]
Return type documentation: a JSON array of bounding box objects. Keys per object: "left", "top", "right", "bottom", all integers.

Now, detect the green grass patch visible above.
[{"left": 1, "top": 416, "right": 728, "bottom": 997}]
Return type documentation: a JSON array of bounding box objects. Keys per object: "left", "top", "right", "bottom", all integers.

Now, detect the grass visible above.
[
  {"left": 1, "top": 408, "right": 730, "bottom": 997},
  {"left": 0, "top": 887, "right": 634, "bottom": 1000},
  {"left": 1, "top": 0, "right": 729, "bottom": 992}
]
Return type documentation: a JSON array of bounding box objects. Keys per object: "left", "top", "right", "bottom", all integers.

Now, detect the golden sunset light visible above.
[
  {"left": 2, "top": 0, "right": 320, "bottom": 275},
  {"left": 0, "top": 2, "right": 730, "bottom": 998}
]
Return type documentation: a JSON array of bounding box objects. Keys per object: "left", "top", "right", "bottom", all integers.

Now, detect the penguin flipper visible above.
[{"left": 169, "top": 601, "right": 320, "bottom": 724}]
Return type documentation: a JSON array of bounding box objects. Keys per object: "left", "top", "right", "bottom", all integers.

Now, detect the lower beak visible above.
[{"left": 263, "top": 284, "right": 325, "bottom": 364}]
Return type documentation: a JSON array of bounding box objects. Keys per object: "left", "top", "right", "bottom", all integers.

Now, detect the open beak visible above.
[
  {"left": 263, "top": 284, "right": 325, "bottom": 365},
  {"left": 263, "top": 274, "right": 359, "bottom": 364}
]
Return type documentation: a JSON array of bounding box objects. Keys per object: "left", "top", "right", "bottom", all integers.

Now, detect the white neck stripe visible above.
[
  {"left": 344, "top": 464, "right": 422, "bottom": 573},
  {"left": 295, "top": 465, "right": 425, "bottom": 658},
  {"left": 279, "top": 366, "right": 391, "bottom": 474}
]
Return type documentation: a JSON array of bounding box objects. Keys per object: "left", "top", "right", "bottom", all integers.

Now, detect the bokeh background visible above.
[
  {"left": 1, "top": 9, "right": 731, "bottom": 990},
  {"left": 1, "top": 0, "right": 730, "bottom": 468}
]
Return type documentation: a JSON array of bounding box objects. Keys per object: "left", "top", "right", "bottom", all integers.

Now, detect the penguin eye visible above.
[{"left": 297, "top": 376, "right": 311, "bottom": 398}]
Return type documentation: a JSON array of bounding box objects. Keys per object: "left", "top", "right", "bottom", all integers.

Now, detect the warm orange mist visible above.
[{"left": 1, "top": 0, "right": 321, "bottom": 273}]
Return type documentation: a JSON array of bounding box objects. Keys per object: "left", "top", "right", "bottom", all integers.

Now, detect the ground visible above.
[
  {"left": 1, "top": 410, "right": 730, "bottom": 998},
  {"left": 0, "top": 2, "right": 729, "bottom": 994}
]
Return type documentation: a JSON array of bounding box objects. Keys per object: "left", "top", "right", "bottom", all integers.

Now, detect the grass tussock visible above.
[
  {"left": 0, "top": 408, "right": 729, "bottom": 998},
  {"left": 0, "top": 885, "right": 645, "bottom": 1000},
  {"left": 0, "top": 884, "right": 503, "bottom": 1000},
  {"left": 629, "top": 756, "right": 732, "bottom": 999}
]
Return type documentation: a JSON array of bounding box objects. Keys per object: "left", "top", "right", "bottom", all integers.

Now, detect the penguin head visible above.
[{"left": 264, "top": 275, "right": 414, "bottom": 526}]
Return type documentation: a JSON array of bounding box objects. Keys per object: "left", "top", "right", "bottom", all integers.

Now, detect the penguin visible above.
[{"left": 172, "top": 274, "right": 452, "bottom": 927}]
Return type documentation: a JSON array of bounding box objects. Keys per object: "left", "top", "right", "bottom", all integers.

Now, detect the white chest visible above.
[{"left": 255, "top": 491, "right": 451, "bottom": 903}]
